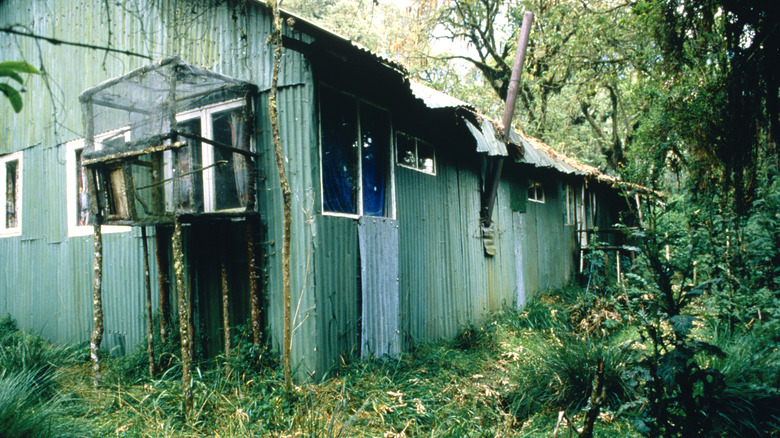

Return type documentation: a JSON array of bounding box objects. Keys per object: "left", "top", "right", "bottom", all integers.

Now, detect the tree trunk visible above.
[
  {"left": 268, "top": 0, "right": 293, "bottom": 392},
  {"left": 156, "top": 228, "right": 171, "bottom": 346},
  {"left": 90, "top": 220, "right": 104, "bottom": 387},
  {"left": 141, "top": 227, "right": 156, "bottom": 378},
  {"left": 172, "top": 219, "right": 193, "bottom": 416}
]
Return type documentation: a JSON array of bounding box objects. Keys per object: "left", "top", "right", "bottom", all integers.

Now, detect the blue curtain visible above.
[
  {"left": 321, "top": 89, "right": 358, "bottom": 214},
  {"left": 360, "top": 105, "right": 390, "bottom": 217}
]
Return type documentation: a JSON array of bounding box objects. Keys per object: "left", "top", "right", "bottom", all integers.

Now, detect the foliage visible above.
[
  {"left": 0, "top": 316, "right": 85, "bottom": 437},
  {"left": 505, "top": 332, "right": 637, "bottom": 421},
  {"left": 0, "top": 61, "right": 39, "bottom": 113},
  {"left": 617, "top": 190, "right": 780, "bottom": 437}
]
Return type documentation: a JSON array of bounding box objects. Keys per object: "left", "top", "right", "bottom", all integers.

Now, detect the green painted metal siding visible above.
[
  {"left": 0, "top": 0, "right": 317, "bottom": 369},
  {"left": 256, "top": 82, "right": 320, "bottom": 379}
]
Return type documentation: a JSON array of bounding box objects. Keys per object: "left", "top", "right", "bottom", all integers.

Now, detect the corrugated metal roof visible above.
[
  {"left": 409, "top": 80, "right": 471, "bottom": 109},
  {"left": 463, "top": 117, "right": 508, "bottom": 156}
]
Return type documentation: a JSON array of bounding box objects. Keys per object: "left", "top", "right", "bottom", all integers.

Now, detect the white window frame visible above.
[
  {"left": 396, "top": 131, "right": 436, "bottom": 175},
  {"left": 0, "top": 151, "right": 23, "bottom": 237},
  {"left": 65, "top": 137, "right": 131, "bottom": 236},
  {"left": 528, "top": 179, "right": 545, "bottom": 203},
  {"left": 318, "top": 87, "right": 396, "bottom": 220},
  {"left": 565, "top": 184, "right": 576, "bottom": 225},
  {"left": 172, "top": 98, "right": 248, "bottom": 214}
]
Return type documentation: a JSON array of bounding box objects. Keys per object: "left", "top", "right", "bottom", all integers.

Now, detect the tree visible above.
[{"left": 420, "top": 0, "right": 658, "bottom": 171}]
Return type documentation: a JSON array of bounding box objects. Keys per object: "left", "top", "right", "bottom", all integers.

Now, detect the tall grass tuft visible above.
[
  {"left": 504, "top": 333, "right": 637, "bottom": 420},
  {"left": 0, "top": 369, "right": 83, "bottom": 437}
]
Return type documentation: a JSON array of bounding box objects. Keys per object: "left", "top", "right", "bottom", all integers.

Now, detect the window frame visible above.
[
  {"left": 395, "top": 131, "right": 436, "bottom": 175},
  {"left": 565, "top": 183, "right": 576, "bottom": 225},
  {"left": 65, "top": 137, "right": 131, "bottom": 236},
  {"left": 318, "top": 86, "right": 396, "bottom": 219},
  {"left": 172, "top": 98, "right": 249, "bottom": 214},
  {"left": 0, "top": 151, "right": 23, "bottom": 237},
  {"left": 528, "top": 179, "right": 545, "bottom": 203}
]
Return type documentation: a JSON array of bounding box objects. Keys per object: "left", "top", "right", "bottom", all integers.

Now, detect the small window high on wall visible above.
[
  {"left": 0, "top": 151, "right": 22, "bottom": 236},
  {"left": 319, "top": 86, "right": 394, "bottom": 218},
  {"left": 396, "top": 132, "right": 435, "bottom": 175},
  {"left": 528, "top": 180, "right": 545, "bottom": 203}
]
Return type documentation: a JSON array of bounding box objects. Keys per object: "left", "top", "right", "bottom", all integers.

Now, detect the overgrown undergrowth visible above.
[{"left": 2, "top": 272, "right": 778, "bottom": 437}]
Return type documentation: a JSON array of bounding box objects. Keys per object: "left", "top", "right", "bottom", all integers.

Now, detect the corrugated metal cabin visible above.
[{"left": 0, "top": 0, "right": 647, "bottom": 380}]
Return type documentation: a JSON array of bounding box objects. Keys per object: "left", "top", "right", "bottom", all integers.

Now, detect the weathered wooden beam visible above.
[
  {"left": 220, "top": 227, "right": 232, "bottom": 365},
  {"left": 172, "top": 218, "right": 193, "bottom": 416},
  {"left": 90, "top": 218, "right": 104, "bottom": 387},
  {"left": 141, "top": 227, "right": 156, "bottom": 378},
  {"left": 247, "top": 219, "right": 262, "bottom": 346},
  {"left": 155, "top": 228, "right": 171, "bottom": 345}
]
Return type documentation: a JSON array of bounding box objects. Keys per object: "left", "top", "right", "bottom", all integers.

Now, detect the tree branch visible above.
[{"left": 1, "top": 27, "right": 152, "bottom": 59}]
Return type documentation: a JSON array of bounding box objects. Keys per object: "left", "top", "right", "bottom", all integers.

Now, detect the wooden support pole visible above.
[
  {"left": 220, "top": 228, "right": 232, "bottom": 363},
  {"left": 90, "top": 219, "right": 104, "bottom": 387},
  {"left": 141, "top": 227, "right": 156, "bottom": 377},
  {"left": 172, "top": 218, "right": 193, "bottom": 417},
  {"left": 247, "top": 219, "right": 262, "bottom": 346},
  {"left": 155, "top": 229, "right": 171, "bottom": 346},
  {"left": 269, "top": 0, "right": 293, "bottom": 391}
]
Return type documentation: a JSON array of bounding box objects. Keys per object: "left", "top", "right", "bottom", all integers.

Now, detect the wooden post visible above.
[
  {"left": 90, "top": 218, "right": 104, "bottom": 387},
  {"left": 172, "top": 218, "right": 193, "bottom": 416},
  {"left": 247, "top": 219, "right": 262, "bottom": 346},
  {"left": 141, "top": 227, "right": 156, "bottom": 377},
  {"left": 220, "top": 228, "right": 232, "bottom": 363},
  {"left": 155, "top": 229, "right": 171, "bottom": 345},
  {"left": 269, "top": 0, "right": 293, "bottom": 392}
]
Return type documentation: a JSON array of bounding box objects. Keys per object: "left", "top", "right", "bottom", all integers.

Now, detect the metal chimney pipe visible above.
[
  {"left": 501, "top": 10, "right": 535, "bottom": 143},
  {"left": 483, "top": 11, "right": 534, "bottom": 225}
]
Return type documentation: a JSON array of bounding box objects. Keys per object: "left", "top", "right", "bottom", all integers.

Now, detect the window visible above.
[
  {"left": 0, "top": 151, "right": 22, "bottom": 236},
  {"left": 528, "top": 180, "right": 545, "bottom": 203},
  {"left": 396, "top": 132, "right": 435, "bottom": 174},
  {"left": 319, "top": 87, "right": 394, "bottom": 217},
  {"left": 168, "top": 99, "right": 251, "bottom": 213},
  {"left": 66, "top": 138, "right": 131, "bottom": 236},
  {"left": 565, "top": 184, "right": 576, "bottom": 225}
]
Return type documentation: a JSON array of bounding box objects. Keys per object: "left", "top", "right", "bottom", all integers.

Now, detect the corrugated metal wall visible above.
[
  {"left": 1, "top": 0, "right": 618, "bottom": 380},
  {"left": 0, "top": 0, "right": 318, "bottom": 372}
]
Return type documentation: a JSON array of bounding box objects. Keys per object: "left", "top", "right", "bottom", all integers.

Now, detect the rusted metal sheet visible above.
[{"left": 358, "top": 216, "right": 400, "bottom": 358}]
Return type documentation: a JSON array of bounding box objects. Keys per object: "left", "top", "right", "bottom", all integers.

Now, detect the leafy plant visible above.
[{"left": 0, "top": 61, "right": 40, "bottom": 113}]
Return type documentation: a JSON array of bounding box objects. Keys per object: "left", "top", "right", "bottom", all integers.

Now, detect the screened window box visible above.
[{"left": 78, "top": 56, "right": 257, "bottom": 225}]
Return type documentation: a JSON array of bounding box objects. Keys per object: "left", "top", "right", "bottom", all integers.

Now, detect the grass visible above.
[
  {"left": 17, "top": 280, "right": 778, "bottom": 438},
  {"left": 0, "top": 316, "right": 85, "bottom": 438}
]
